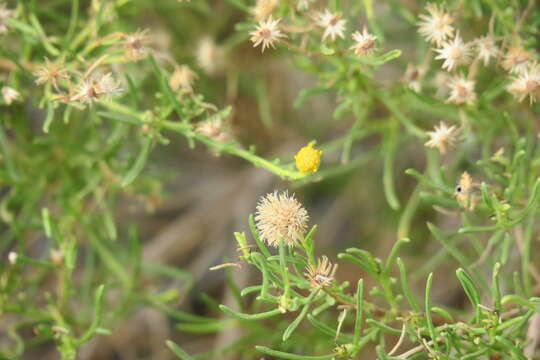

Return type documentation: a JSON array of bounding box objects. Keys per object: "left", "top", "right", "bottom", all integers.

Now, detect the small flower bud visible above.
[
  {"left": 295, "top": 143, "right": 323, "bottom": 173},
  {"left": 8, "top": 251, "right": 18, "bottom": 265}
]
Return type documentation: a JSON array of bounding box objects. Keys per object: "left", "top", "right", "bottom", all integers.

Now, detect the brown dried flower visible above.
[
  {"left": 304, "top": 256, "right": 337, "bottom": 288},
  {"left": 350, "top": 28, "right": 377, "bottom": 57},
  {"left": 122, "top": 29, "right": 150, "bottom": 60},
  {"left": 2, "top": 86, "right": 20, "bottom": 105},
  {"left": 250, "top": 16, "right": 286, "bottom": 53},
  {"left": 507, "top": 64, "right": 540, "bottom": 104},
  {"left": 252, "top": 0, "right": 278, "bottom": 21},
  {"left": 169, "top": 65, "right": 198, "bottom": 92},
  {"left": 455, "top": 172, "right": 477, "bottom": 210},
  {"left": 447, "top": 75, "right": 476, "bottom": 105},
  {"left": 425, "top": 121, "right": 457, "bottom": 154},
  {"left": 502, "top": 45, "right": 533, "bottom": 74},
  {"left": 417, "top": 3, "right": 454, "bottom": 46},
  {"left": 34, "top": 57, "right": 70, "bottom": 90},
  {"left": 71, "top": 73, "right": 122, "bottom": 104}
]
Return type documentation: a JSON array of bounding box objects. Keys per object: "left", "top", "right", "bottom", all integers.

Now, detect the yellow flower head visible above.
[{"left": 295, "top": 143, "right": 322, "bottom": 173}]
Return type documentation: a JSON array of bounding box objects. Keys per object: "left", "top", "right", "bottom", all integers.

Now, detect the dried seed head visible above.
[
  {"left": 507, "top": 64, "right": 540, "bottom": 104},
  {"left": 350, "top": 28, "right": 377, "bottom": 57},
  {"left": 2, "top": 86, "right": 20, "bottom": 105},
  {"left": 50, "top": 249, "right": 64, "bottom": 266},
  {"left": 447, "top": 75, "right": 476, "bottom": 105},
  {"left": 196, "top": 37, "right": 225, "bottom": 75},
  {"left": 195, "top": 117, "right": 231, "bottom": 146},
  {"left": 297, "top": 0, "right": 315, "bottom": 11},
  {"left": 417, "top": 3, "right": 454, "bottom": 46},
  {"left": 434, "top": 32, "right": 472, "bottom": 71},
  {"left": 169, "top": 65, "right": 198, "bottom": 92},
  {"left": 255, "top": 191, "right": 309, "bottom": 247},
  {"left": 0, "top": 4, "right": 13, "bottom": 35},
  {"left": 404, "top": 63, "right": 427, "bottom": 92},
  {"left": 72, "top": 72, "right": 122, "bottom": 104},
  {"left": 252, "top": 0, "right": 278, "bottom": 21},
  {"left": 34, "top": 57, "right": 70, "bottom": 90},
  {"left": 425, "top": 121, "right": 457, "bottom": 154},
  {"left": 456, "top": 172, "right": 476, "bottom": 210},
  {"left": 250, "top": 16, "right": 286, "bottom": 53},
  {"left": 122, "top": 29, "right": 150, "bottom": 60},
  {"left": 502, "top": 45, "right": 533, "bottom": 74},
  {"left": 295, "top": 143, "right": 323, "bottom": 173},
  {"left": 475, "top": 36, "right": 500, "bottom": 66},
  {"left": 318, "top": 10, "right": 347, "bottom": 42},
  {"left": 304, "top": 256, "right": 337, "bottom": 288},
  {"left": 8, "top": 251, "right": 17, "bottom": 265}
]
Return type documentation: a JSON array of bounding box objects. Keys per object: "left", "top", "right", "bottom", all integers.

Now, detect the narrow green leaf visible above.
[
  {"left": 355, "top": 49, "right": 401, "bottom": 66},
  {"left": 43, "top": 101, "right": 55, "bottom": 133},
  {"left": 75, "top": 284, "right": 105, "bottom": 345},
  {"left": 41, "top": 208, "right": 52, "bottom": 238},
  {"left": 255, "top": 346, "right": 335, "bottom": 360},
  {"left": 353, "top": 279, "right": 364, "bottom": 349},
  {"left": 282, "top": 289, "right": 319, "bottom": 341},
  {"left": 384, "top": 238, "right": 409, "bottom": 275},
  {"left": 365, "top": 319, "right": 402, "bottom": 334},
  {"left": 456, "top": 268, "right": 481, "bottom": 322},
  {"left": 397, "top": 258, "right": 420, "bottom": 313},
  {"left": 122, "top": 136, "right": 153, "bottom": 187},
  {"left": 166, "top": 340, "right": 195, "bottom": 360},
  {"left": 425, "top": 273, "right": 438, "bottom": 349},
  {"left": 492, "top": 263, "right": 502, "bottom": 313},
  {"left": 382, "top": 126, "right": 400, "bottom": 210},
  {"left": 219, "top": 305, "right": 281, "bottom": 320},
  {"left": 176, "top": 320, "right": 235, "bottom": 333}
]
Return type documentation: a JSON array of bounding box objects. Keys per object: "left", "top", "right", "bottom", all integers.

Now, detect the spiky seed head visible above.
[
  {"left": 417, "top": 3, "right": 454, "bottom": 46},
  {"left": 350, "top": 28, "right": 377, "bottom": 57},
  {"left": 434, "top": 32, "right": 472, "bottom": 72},
  {"left": 196, "top": 37, "right": 224, "bottom": 75},
  {"left": 252, "top": 0, "right": 278, "bottom": 20},
  {"left": 122, "top": 29, "right": 150, "bottom": 60},
  {"left": 71, "top": 73, "right": 123, "bottom": 104},
  {"left": 169, "top": 65, "right": 198, "bottom": 92},
  {"left": 447, "top": 75, "right": 476, "bottom": 105},
  {"left": 502, "top": 45, "right": 533, "bottom": 74},
  {"left": 318, "top": 10, "right": 347, "bottom": 42},
  {"left": 34, "top": 57, "right": 70, "bottom": 90},
  {"left": 255, "top": 191, "right": 309, "bottom": 247},
  {"left": 304, "top": 256, "right": 337, "bottom": 288},
  {"left": 0, "top": 4, "right": 13, "bottom": 35},
  {"left": 2, "top": 86, "right": 20, "bottom": 105},
  {"left": 425, "top": 121, "right": 457, "bottom": 154},
  {"left": 475, "top": 36, "right": 499, "bottom": 66},
  {"left": 250, "top": 16, "right": 286, "bottom": 53},
  {"left": 507, "top": 64, "right": 540, "bottom": 104}
]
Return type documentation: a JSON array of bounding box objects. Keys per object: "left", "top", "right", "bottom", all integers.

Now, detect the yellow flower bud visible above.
[{"left": 294, "top": 143, "right": 322, "bottom": 173}]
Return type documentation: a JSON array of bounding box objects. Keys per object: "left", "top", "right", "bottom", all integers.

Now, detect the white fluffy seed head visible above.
[
  {"left": 447, "top": 75, "right": 476, "bottom": 105},
  {"left": 417, "top": 3, "right": 454, "bottom": 46},
  {"left": 350, "top": 28, "right": 377, "bottom": 56},
  {"left": 255, "top": 191, "right": 309, "bottom": 247},
  {"left": 434, "top": 32, "right": 472, "bottom": 72},
  {"left": 425, "top": 121, "right": 458, "bottom": 154},
  {"left": 318, "top": 10, "right": 346, "bottom": 42},
  {"left": 249, "top": 16, "right": 286, "bottom": 53}
]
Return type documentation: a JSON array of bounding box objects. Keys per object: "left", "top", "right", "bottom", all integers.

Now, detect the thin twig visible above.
[{"left": 388, "top": 323, "right": 407, "bottom": 356}]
